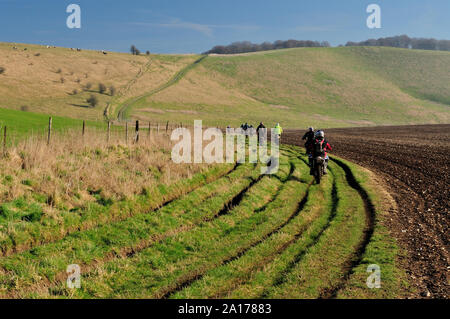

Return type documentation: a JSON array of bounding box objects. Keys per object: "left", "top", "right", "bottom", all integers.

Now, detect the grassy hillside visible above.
[
  {"left": 340, "top": 47, "right": 450, "bottom": 106},
  {"left": 135, "top": 47, "right": 450, "bottom": 128},
  {"left": 1, "top": 43, "right": 449, "bottom": 129},
  {"left": 0, "top": 42, "right": 198, "bottom": 122}
]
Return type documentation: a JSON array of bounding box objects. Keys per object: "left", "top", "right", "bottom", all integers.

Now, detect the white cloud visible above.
[
  {"left": 133, "top": 20, "right": 213, "bottom": 37},
  {"left": 131, "top": 18, "right": 261, "bottom": 37}
]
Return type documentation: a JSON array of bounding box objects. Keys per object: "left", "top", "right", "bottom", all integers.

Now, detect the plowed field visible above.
[{"left": 284, "top": 124, "right": 450, "bottom": 298}]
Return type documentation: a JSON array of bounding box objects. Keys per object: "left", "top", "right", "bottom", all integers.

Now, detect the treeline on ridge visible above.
[
  {"left": 345, "top": 35, "right": 450, "bottom": 51},
  {"left": 204, "top": 40, "right": 330, "bottom": 54},
  {"left": 204, "top": 35, "right": 450, "bottom": 55}
]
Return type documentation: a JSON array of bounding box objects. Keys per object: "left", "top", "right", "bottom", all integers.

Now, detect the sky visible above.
[{"left": 0, "top": 0, "right": 449, "bottom": 53}]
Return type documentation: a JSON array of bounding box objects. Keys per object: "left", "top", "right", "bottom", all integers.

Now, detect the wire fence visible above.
[{"left": 0, "top": 117, "right": 207, "bottom": 155}]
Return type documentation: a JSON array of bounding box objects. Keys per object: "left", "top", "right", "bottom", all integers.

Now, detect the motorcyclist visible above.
[
  {"left": 302, "top": 127, "right": 315, "bottom": 155},
  {"left": 311, "top": 130, "right": 332, "bottom": 175}
]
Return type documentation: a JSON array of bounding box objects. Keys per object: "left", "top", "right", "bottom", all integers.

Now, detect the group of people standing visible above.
[{"left": 237, "top": 122, "right": 283, "bottom": 140}]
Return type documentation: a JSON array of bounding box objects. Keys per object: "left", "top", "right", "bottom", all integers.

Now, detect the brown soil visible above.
[{"left": 283, "top": 124, "right": 449, "bottom": 298}]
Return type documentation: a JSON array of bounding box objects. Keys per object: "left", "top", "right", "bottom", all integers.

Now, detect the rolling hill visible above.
[
  {"left": 0, "top": 42, "right": 198, "bottom": 122},
  {"left": 0, "top": 42, "right": 449, "bottom": 129}
]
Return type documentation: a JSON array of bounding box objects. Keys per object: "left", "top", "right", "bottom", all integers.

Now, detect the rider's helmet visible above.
[
  {"left": 308, "top": 127, "right": 314, "bottom": 132},
  {"left": 315, "top": 130, "right": 325, "bottom": 140}
]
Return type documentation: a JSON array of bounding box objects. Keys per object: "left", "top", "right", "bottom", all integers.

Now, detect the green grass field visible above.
[
  {"left": 0, "top": 145, "right": 411, "bottom": 298},
  {"left": 0, "top": 108, "right": 106, "bottom": 143}
]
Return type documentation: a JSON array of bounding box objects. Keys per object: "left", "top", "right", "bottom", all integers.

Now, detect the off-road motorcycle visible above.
[
  {"left": 311, "top": 155, "right": 325, "bottom": 184},
  {"left": 309, "top": 139, "right": 327, "bottom": 184}
]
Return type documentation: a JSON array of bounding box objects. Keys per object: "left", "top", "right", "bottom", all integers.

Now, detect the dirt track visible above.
[{"left": 284, "top": 124, "right": 449, "bottom": 298}]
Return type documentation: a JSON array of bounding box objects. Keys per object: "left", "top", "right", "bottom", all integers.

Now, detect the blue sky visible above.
[{"left": 0, "top": 0, "right": 449, "bottom": 53}]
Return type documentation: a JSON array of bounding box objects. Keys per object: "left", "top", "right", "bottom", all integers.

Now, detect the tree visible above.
[
  {"left": 412, "top": 38, "right": 438, "bottom": 50},
  {"left": 437, "top": 40, "right": 450, "bottom": 51},
  {"left": 146, "top": 50, "right": 150, "bottom": 55},
  {"left": 344, "top": 35, "right": 450, "bottom": 52},
  {"left": 130, "top": 45, "right": 141, "bottom": 55},
  {"left": 87, "top": 95, "right": 98, "bottom": 108},
  {"left": 98, "top": 83, "right": 106, "bottom": 94},
  {"left": 84, "top": 82, "right": 92, "bottom": 91},
  {"left": 0, "top": 67, "right": 5, "bottom": 74},
  {"left": 261, "top": 42, "right": 274, "bottom": 51}
]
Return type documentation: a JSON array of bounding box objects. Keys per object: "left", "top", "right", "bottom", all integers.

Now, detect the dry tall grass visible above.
[
  {"left": 0, "top": 127, "right": 211, "bottom": 212},
  {"left": 0, "top": 42, "right": 197, "bottom": 120}
]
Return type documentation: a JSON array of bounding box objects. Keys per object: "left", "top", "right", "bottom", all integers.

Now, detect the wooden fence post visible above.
[
  {"left": 148, "top": 122, "right": 151, "bottom": 138},
  {"left": 2, "top": 126, "right": 6, "bottom": 155},
  {"left": 82, "top": 120, "right": 86, "bottom": 138},
  {"left": 47, "top": 117, "right": 52, "bottom": 146},
  {"left": 157, "top": 123, "right": 160, "bottom": 134},
  {"left": 107, "top": 121, "right": 111, "bottom": 143},
  {"left": 135, "top": 120, "right": 139, "bottom": 143},
  {"left": 166, "top": 121, "right": 169, "bottom": 133},
  {"left": 125, "top": 122, "right": 129, "bottom": 144}
]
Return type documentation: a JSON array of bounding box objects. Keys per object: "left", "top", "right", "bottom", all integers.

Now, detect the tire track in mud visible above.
[
  {"left": 0, "top": 151, "right": 377, "bottom": 298},
  {"left": 0, "top": 163, "right": 239, "bottom": 258},
  {"left": 208, "top": 173, "right": 336, "bottom": 299},
  {"left": 4, "top": 164, "right": 265, "bottom": 298},
  {"left": 159, "top": 171, "right": 313, "bottom": 299},
  {"left": 258, "top": 174, "right": 339, "bottom": 298},
  {"left": 318, "top": 158, "right": 375, "bottom": 299},
  {"left": 282, "top": 145, "right": 379, "bottom": 298},
  {"left": 252, "top": 158, "right": 373, "bottom": 299},
  {"left": 254, "top": 161, "right": 295, "bottom": 213}
]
